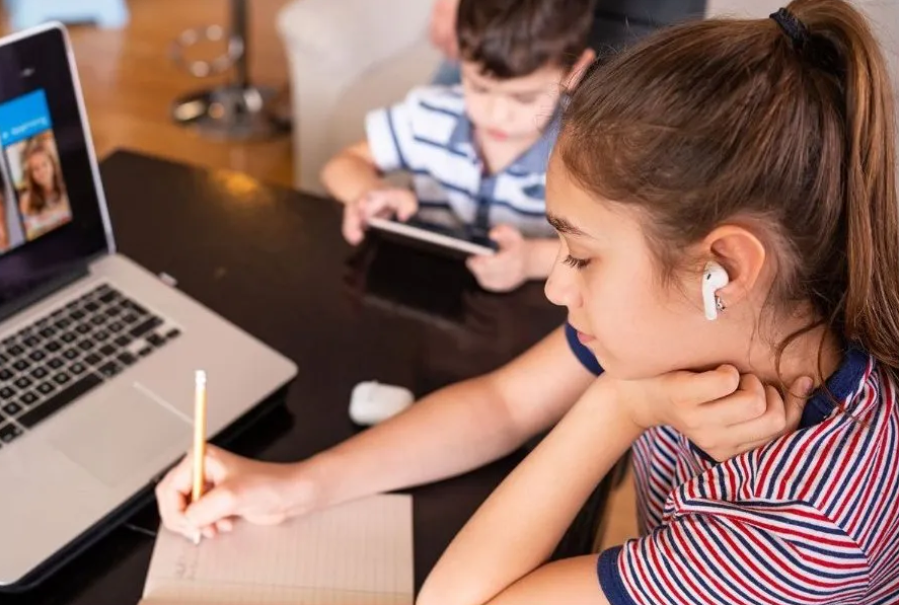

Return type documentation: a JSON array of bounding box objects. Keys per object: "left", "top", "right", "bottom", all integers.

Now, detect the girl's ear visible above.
[
  {"left": 562, "top": 49, "right": 596, "bottom": 92},
  {"left": 701, "top": 225, "right": 767, "bottom": 310}
]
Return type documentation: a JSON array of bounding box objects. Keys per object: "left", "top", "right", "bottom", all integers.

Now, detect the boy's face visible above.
[{"left": 460, "top": 61, "right": 569, "bottom": 144}]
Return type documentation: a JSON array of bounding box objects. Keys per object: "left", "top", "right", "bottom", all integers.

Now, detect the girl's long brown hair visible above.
[
  {"left": 24, "top": 142, "right": 66, "bottom": 214},
  {"left": 560, "top": 0, "right": 899, "bottom": 379}
]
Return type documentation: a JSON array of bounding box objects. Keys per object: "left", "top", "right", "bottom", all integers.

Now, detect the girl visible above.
[
  {"left": 0, "top": 192, "right": 9, "bottom": 251},
  {"left": 19, "top": 141, "right": 71, "bottom": 240},
  {"left": 418, "top": 1, "right": 899, "bottom": 604}
]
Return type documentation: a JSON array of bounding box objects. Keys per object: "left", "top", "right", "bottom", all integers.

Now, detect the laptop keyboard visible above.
[{"left": 0, "top": 284, "right": 181, "bottom": 448}]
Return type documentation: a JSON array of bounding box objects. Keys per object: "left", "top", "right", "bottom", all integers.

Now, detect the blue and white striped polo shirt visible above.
[{"left": 364, "top": 85, "right": 559, "bottom": 238}]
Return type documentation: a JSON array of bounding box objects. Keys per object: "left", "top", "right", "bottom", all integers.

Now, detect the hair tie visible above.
[{"left": 770, "top": 8, "right": 809, "bottom": 50}]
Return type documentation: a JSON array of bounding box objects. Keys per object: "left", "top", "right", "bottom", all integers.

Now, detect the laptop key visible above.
[
  {"left": 138, "top": 347, "right": 152, "bottom": 357},
  {"left": 70, "top": 363, "right": 86, "bottom": 376},
  {"left": 0, "top": 387, "right": 14, "bottom": 400},
  {"left": 129, "top": 316, "right": 162, "bottom": 338},
  {"left": 20, "top": 392, "right": 38, "bottom": 406},
  {"left": 147, "top": 333, "right": 166, "bottom": 348},
  {"left": 8, "top": 344, "right": 25, "bottom": 356},
  {"left": 45, "top": 340, "right": 62, "bottom": 353},
  {"left": 107, "top": 307, "right": 122, "bottom": 317},
  {"left": 114, "top": 335, "right": 131, "bottom": 348},
  {"left": 117, "top": 352, "right": 137, "bottom": 366},
  {"left": 38, "top": 327, "right": 56, "bottom": 339},
  {"left": 84, "top": 302, "right": 100, "bottom": 312},
  {"left": 124, "top": 300, "right": 148, "bottom": 316},
  {"left": 36, "top": 382, "right": 55, "bottom": 395},
  {"left": 77, "top": 340, "right": 95, "bottom": 351},
  {"left": 76, "top": 324, "right": 91, "bottom": 335},
  {"left": 2, "top": 402, "right": 22, "bottom": 416},
  {"left": 18, "top": 374, "right": 103, "bottom": 429},
  {"left": 0, "top": 423, "right": 23, "bottom": 444},
  {"left": 12, "top": 359, "right": 29, "bottom": 372},
  {"left": 28, "top": 350, "right": 46, "bottom": 362},
  {"left": 62, "top": 348, "right": 80, "bottom": 361},
  {"left": 98, "top": 362, "right": 121, "bottom": 378},
  {"left": 31, "top": 367, "right": 49, "bottom": 379},
  {"left": 71, "top": 309, "right": 86, "bottom": 321},
  {"left": 53, "top": 373, "right": 71, "bottom": 386},
  {"left": 85, "top": 353, "right": 102, "bottom": 366},
  {"left": 94, "top": 330, "right": 111, "bottom": 342},
  {"left": 165, "top": 328, "right": 181, "bottom": 340},
  {"left": 0, "top": 369, "right": 13, "bottom": 381},
  {"left": 108, "top": 321, "right": 124, "bottom": 333},
  {"left": 61, "top": 331, "right": 77, "bottom": 343},
  {"left": 47, "top": 358, "right": 65, "bottom": 370},
  {"left": 22, "top": 336, "right": 41, "bottom": 347},
  {"left": 99, "top": 290, "right": 118, "bottom": 304},
  {"left": 91, "top": 315, "right": 107, "bottom": 326},
  {"left": 0, "top": 353, "right": 7, "bottom": 365},
  {"left": 14, "top": 377, "right": 32, "bottom": 390},
  {"left": 55, "top": 318, "right": 72, "bottom": 330}
]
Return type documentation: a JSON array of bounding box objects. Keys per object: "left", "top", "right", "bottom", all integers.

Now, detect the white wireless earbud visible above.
[{"left": 702, "top": 261, "right": 729, "bottom": 321}]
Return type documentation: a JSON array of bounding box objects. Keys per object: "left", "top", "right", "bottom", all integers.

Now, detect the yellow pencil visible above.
[{"left": 191, "top": 370, "right": 207, "bottom": 544}]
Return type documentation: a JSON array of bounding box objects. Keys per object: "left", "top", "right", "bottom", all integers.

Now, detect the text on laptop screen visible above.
[{"left": 0, "top": 89, "right": 73, "bottom": 256}]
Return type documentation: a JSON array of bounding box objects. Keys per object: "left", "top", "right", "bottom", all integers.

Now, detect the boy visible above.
[{"left": 321, "top": 0, "right": 595, "bottom": 292}]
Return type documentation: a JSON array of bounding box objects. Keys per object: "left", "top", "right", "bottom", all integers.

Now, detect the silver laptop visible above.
[{"left": 0, "top": 23, "right": 297, "bottom": 588}]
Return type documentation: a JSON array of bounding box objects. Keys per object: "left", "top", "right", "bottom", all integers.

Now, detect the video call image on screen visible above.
[{"left": 0, "top": 89, "right": 73, "bottom": 256}]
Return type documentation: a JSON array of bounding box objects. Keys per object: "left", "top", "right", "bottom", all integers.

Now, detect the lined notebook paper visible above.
[{"left": 139, "top": 494, "right": 414, "bottom": 605}]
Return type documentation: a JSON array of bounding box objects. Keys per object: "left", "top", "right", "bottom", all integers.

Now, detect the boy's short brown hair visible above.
[{"left": 456, "top": 0, "right": 596, "bottom": 79}]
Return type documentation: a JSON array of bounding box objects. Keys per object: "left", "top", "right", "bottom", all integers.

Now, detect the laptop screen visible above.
[{"left": 0, "top": 26, "right": 109, "bottom": 316}]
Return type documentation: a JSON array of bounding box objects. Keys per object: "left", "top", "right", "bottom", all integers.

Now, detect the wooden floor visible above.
[
  {"left": 24, "top": 0, "right": 297, "bottom": 187},
  {"left": 8, "top": 0, "right": 638, "bottom": 551}
]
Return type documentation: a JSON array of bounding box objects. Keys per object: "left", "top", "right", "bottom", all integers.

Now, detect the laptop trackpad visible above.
[{"left": 48, "top": 386, "right": 190, "bottom": 488}]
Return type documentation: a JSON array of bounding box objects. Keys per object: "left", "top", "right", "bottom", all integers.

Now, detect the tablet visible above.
[
  {"left": 344, "top": 238, "right": 474, "bottom": 328},
  {"left": 367, "top": 215, "right": 498, "bottom": 258}
]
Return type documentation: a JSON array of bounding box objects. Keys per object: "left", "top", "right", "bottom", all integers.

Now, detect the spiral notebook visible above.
[{"left": 138, "top": 494, "right": 414, "bottom": 605}]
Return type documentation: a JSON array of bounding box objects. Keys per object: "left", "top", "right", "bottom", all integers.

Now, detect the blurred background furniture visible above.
[
  {"left": 170, "top": 0, "right": 289, "bottom": 140},
  {"left": 277, "top": 0, "right": 440, "bottom": 194}
]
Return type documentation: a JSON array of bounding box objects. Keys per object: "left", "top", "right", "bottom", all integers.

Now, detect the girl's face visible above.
[
  {"left": 544, "top": 153, "right": 735, "bottom": 379},
  {"left": 29, "top": 151, "right": 54, "bottom": 190}
]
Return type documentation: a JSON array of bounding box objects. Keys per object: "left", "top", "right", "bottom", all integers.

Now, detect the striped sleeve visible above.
[
  {"left": 364, "top": 97, "right": 415, "bottom": 173},
  {"left": 597, "top": 504, "right": 870, "bottom": 605}
]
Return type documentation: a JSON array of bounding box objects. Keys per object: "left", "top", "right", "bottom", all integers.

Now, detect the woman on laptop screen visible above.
[{"left": 11, "top": 134, "right": 72, "bottom": 241}]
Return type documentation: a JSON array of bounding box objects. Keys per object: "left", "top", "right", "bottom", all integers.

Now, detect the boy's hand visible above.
[
  {"left": 466, "top": 225, "right": 530, "bottom": 292},
  {"left": 429, "top": 0, "right": 460, "bottom": 59},
  {"left": 618, "top": 366, "right": 813, "bottom": 461},
  {"left": 342, "top": 188, "right": 418, "bottom": 245}
]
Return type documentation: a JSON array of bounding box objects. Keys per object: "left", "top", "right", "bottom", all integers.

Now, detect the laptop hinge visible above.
[{"left": 0, "top": 260, "right": 91, "bottom": 326}]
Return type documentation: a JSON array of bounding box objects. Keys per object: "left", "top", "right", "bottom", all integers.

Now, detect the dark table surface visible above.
[{"left": 0, "top": 150, "right": 567, "bottom": 605}]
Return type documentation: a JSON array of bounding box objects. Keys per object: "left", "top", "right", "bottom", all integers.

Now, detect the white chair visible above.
[{"left": 276, "top": 0, "right": 441, "bottom": 194}]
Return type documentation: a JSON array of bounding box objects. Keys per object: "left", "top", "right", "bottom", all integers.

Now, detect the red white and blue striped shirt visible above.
[{"left": 565, "top": 324, "right": 899, "bottom": 605}]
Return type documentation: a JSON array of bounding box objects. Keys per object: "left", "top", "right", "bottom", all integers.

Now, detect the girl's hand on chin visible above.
[{"left": 614, "top": 367, "right": 813, "bottom": 461}]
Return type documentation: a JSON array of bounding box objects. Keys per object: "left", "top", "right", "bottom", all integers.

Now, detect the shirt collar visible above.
[{"left": 447, "top": 103, "right": 564, "bottom": 173}]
